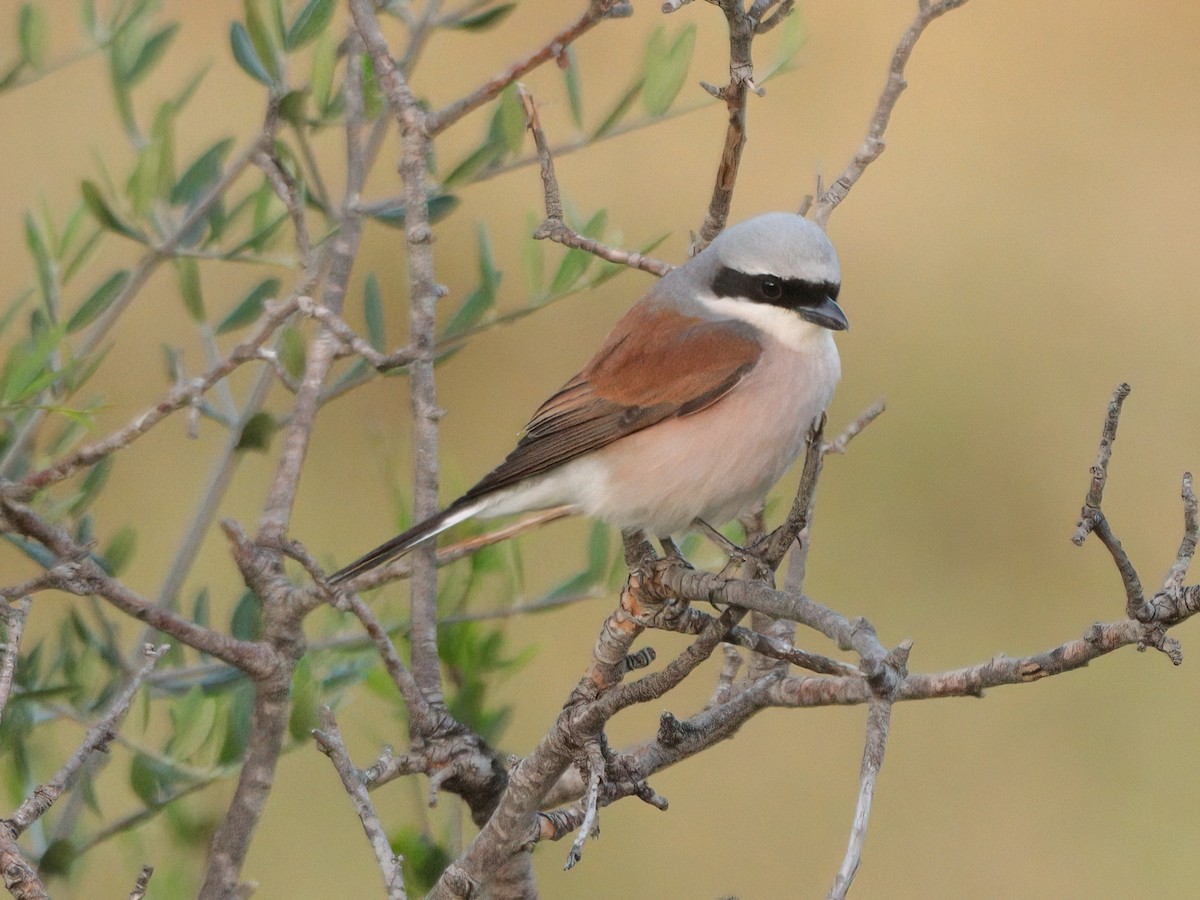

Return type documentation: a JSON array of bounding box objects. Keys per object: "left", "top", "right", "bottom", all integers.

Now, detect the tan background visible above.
[{"left": 2, "top": 0, "right": 1200, "bottom": 896}]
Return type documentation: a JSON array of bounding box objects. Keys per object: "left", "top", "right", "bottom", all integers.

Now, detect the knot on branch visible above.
[{"left": 657, "top": 710, "right": 698, "bottom": 747}]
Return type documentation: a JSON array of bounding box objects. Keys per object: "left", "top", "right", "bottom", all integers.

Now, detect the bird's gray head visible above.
[{"left": 684, "top": 212, "right": 847, "bottom": 332}]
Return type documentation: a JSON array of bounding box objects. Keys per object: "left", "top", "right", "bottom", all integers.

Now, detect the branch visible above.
[
  {"left": 0, "top": 598, "right": 30, "bottom": 724},
  {"left": 694, "top": 0, "right": 761, "bottom": 248},
  {"left": 0, "top": 500, "right": 272, "bottom": 676},
  {"left": 519, "top": 85, "right": 673, "bottom": 277},
  {"left": 425, "top": 1, "right": 623, "bottom": 136},
  {"left": 313, "top": 708, "right": 408, "bottom": 900},
  {"left": 811, "top": 0, "right": 973, "bottom": 227}
]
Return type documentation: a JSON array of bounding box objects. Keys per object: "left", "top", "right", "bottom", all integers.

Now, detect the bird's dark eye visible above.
[{"left": 758, "top": 276, "right": 782, "bottom": 300}]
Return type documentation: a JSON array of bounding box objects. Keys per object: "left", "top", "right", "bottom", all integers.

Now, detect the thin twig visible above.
[
  {"left": 314, "top": 708, "right": 408, "bottom": 900},
  {"left": 425, "top": 0, "right": 620, "bottom": 136},
  {"left": 128, "top": 865, "right": 155, "bottom": 900},
  {"left": 519, "top": 85, "right": 671, "bottom": 277},
  {"left": 811, "top": 0, "right": 973, "bottom": 226}
]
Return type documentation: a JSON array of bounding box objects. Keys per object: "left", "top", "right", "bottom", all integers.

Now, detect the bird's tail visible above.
[{"left": 327, "top": 498, "right": 485, "bottom": 585}]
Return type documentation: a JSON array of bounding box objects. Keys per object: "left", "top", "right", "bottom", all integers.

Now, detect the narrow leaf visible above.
[
  {"left": 284, "top": 0, "right": 335, "bottom": 51},
  {"left": 124, "top": 23, "right": 178, "bottom": 85},
  {"left": 66, "top": 270, "right": 128, "bottom": 333},
  {"left": 242, "top": 0, "right": 281, "bottom": 81},
  {"left": 288, "top": 657, "right": 320, "bottom": 741},
  {"left": 490, "top": 84, "right": 526, "bottom": 158},
  {"left": 80, "top": 181, "right": 143, "bottom": 241},
  {"left": 229, "top": 21, "right": 272, "bottom": 86},
  {"left": 24, "top": 212, "right": 54, "bottom": 312},
  {"left": 171, "top": 138, "right": 234, "bottom": 207},
  {"left": 642, "top": 25, "right": 696, "bottom": 116},
  {"left": 455, "top": 3, "right": 515, "bottom": 32},
  {"left": 563, "top": 46, "right": 584, "bottom": 128},
  {"left": 363, "top": 273, "right": 385, "bottom": 351},
  {"left": 278, "top": 325, "right": 306, "bottom": 379},
  {"left": 101, "top": 525, "right": 136, "bottom": 575},
  {"left": 174, "top": 257, "right": 204, "bottom": 322},
  {"left": 18, "top": 3, "right": 49, "bottom": 69},
  {"left": 592, "top": 78, "right": 643, "bottom": 140},
  {"left": 215, "top": 277, "right": 279, "bottom": 334}
]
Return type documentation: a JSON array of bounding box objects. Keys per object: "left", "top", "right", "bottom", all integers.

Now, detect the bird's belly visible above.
[{"left": 567, "top": 339, "right": 839, "bottom": 535}]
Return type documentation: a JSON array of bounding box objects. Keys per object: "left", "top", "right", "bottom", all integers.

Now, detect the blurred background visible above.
[{"left": 2, "top": 0, "right": 1200, "bottom": 896}]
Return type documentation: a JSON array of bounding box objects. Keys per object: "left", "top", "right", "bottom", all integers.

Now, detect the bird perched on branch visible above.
[{"left": 329, "top": 212, "right": 847, "bottom": 584}]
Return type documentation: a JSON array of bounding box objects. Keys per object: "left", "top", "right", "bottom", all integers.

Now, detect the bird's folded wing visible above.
[{"left": 463, "top": 308, "right": 762, "bottom": 499}]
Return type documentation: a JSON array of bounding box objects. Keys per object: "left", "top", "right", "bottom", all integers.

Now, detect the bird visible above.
[{"left": 329, "top": 211, "right": 847, "bottom": 585}]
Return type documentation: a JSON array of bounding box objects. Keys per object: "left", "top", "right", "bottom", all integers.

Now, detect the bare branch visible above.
[
  {"left": 314, "top": 708, "right": 408, "bottom": 900},
  {"left": 811, "top": 0, "right": 973, "bottom": 226},
  {"left": 1073, "top": 382, "right": 1132, "bottom": 544},
  {"left": 128, "top": 865, "right": 154, "bottom": 900},
  {"left": 349, "top": 0, "right": 447, "bottom": 705},
  {"left": 519, "top": 85, "right": 672, "bottom": 277}
]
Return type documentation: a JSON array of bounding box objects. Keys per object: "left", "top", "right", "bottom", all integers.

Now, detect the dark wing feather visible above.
[{"left": 463, "top": 305, "right": 761, "bottom": 500}]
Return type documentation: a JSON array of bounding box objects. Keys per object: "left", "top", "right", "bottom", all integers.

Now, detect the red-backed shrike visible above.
[{"left": 330, "top": 212, "right": 846, "bottom": 584}]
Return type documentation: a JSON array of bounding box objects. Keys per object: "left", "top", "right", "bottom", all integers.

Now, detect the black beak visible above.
[{"left": 799, "top": 295, "right": 849, "bottom": 332}]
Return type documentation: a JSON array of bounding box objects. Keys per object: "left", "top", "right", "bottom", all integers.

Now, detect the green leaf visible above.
[
  {"left": 279, "top": 325, "right": 306, "bottom": 379},
  {"left": 454, "top": 3, "right": 515, "bottom": 31},
  {"left": 441, "top": 139, "right": 504, "bottom": 189},
  {"left": 66, "top": 270, "right": 128, "bottom": 333},
  {"left": 101, "top": 525, "right": 136, "bottom": 576},
  {"left": 288, "top": 657, "right": 320, "bottom": 741},
  {"left": 284, "top": 0, "right": 335, "bottom": 50},
  {"left": 592, "top": 77, "right": 643, "bottom": 140},
  {"left": 1, "top": 324, "right": 66, "bottom": 405},
  {"left": 230, "top": 21, "right": 272, "bottom": 86},
  {"left": 642, "top": 25, "right": 696, "bottom": 116},
  {"left": 230, "top": 590, "right": 262, "bottom": 641},
  {"left": 550, "top": 209, "right": 606, "bottom": 294},
  {"left": 123, "top": 23, "right": 178, "bottom": 85},
  {"left": 171, "top": 138, "right": 234, "bottom": 207},
  {"left": 764, "top": 8, "right": 806, "bottom": 82},
  {"left": 309, "top": 26, "right": 337, "bottom": 115},
  {"left": 129, "top": 753, "right": 166, "bottom": 805},
  {"left": 277, "top": 87, "right": 308, "bottom": 125},
  {"left": 18, "top": 3, "right": 49, "bottom": 70},
  {"left": 80, "top": 181, "right": 144, "bottom": 241},
  {"left": 390, "top": 828, "right": 453, "bottom": 896},
  {"left": 168, "top": 687, "right": 218, "bottom": 760},
  {"left": 235, "top": 411, "right": 277, "bottom": 453},
  {"left": 365, "top": 194, "right": 460, "bottom": 229},
  {"left": 489, "top": 83, "right": 526, "bottom": 158},
  {"left": 585, "top": 520, "right": 610, "bottom": 579},
  {"left": 443, "top": 225, "right": 500, "bottom": 339},
  {"left": 69, "top": 457, "right": 112, "bottom": 515},
  {"left": 563, "top": 46, "right": 583, "bottom": 128},
  {"left": 216, "top": 277, "right": 280, "bottom": 334},
  {"left": 363, "top": 274, "right": 385, "bottom": 351},
  {"left": 37, "top": 839, "right": 76, "bottom": 878},
  {"left": 24, "top": 212, "right": 54, "bottom": 313},
  {"left": 243, "top": 0, "right": 281, "bottom": 81},
  {"left": 218, "top": 682, "right": 255, "bottom": 764},
  {"left": 174, "top": 257, "right": 204, "bottom": 322}
]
